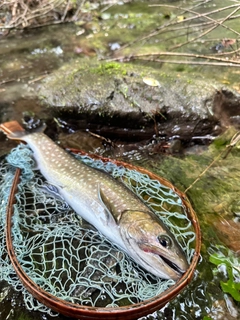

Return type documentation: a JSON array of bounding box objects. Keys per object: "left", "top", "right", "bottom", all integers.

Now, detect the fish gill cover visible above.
[{"left": 0, "top": 144, "right": 196, "bottom": 315}]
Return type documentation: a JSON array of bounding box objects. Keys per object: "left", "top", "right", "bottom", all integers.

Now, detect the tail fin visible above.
[
  {"left": 0, "top": 121, "right": 26, "bottom": 140},
  {"left": 0, "top": 121, "right": 46, "bottom": 141}
]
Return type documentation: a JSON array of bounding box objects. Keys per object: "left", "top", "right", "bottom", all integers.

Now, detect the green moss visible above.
[
  {"left": 212, "top": 127, "right": 237, "bottom": 149},
  {"left": 175, "top": 65, "right": 185, "bottom": 72},
  {"left": 89, "top": 62, "right": 128, "bottom": 76},
  {"left": 145, "top": 128, "right": 240, "bottom": 223}
]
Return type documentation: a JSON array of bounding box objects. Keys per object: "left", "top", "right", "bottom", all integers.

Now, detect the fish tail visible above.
[
  {"left": 0, "top": 121, "right": 46, "bottom": 140},
  {"left": 0, "top": 121, "right": 27, "bottom": 140}
]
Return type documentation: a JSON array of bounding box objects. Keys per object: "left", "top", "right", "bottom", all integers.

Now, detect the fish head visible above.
[{"left": 120, "top": 210, "right": 188, "bottom": 280}]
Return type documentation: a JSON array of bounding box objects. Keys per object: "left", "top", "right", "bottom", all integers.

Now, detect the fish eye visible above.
[{"left": 158, "top": 235, "right": 172, "bottom": 248}]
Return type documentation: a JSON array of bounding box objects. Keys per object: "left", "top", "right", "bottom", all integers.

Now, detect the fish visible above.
[{"left": 0, "top": 121, "right": 188, "bottom": 280}]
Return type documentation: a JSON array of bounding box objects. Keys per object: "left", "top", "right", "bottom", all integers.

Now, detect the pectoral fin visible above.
[
  {"left": 43, "top": 183, "right": 61, "bottom": 198},
  {"left": 42, "top": 183, "right": 69, "bottom": 210},
  {"left": 98, "top": 185, "right": 118, "bottom": 225}
]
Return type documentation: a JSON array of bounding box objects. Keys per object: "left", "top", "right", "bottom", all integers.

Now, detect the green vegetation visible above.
[
  {"left": 90, "top": 62, "right": 128, "bottom": 76},
  {"left": 209, "top": 246, "right": 240, "bottom": 302}
]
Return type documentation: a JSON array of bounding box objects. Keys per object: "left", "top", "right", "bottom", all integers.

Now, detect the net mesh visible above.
[{"left": 0, "top": 144, "right": 196, "bottom": 315}]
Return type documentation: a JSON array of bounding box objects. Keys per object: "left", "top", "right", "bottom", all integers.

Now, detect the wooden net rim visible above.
[{"left": 6, "top": 150, "right": 201, "bottom": 320}]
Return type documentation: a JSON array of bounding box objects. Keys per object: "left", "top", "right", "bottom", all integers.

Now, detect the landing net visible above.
[{"left": 0, "top": 144, "right": 196, "bottom": 315}]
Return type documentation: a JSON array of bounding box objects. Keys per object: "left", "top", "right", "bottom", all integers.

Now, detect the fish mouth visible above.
[
  {"left": 137, "top": 242, "right": 187, "bottom": 279},
  {"left": 160, "top": 255, "right": 185, "bottom": 276}
]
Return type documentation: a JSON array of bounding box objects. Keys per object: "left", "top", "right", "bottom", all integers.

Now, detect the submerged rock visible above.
[{"left": 38, "top": 60, "right": 240, "bottom": 141}]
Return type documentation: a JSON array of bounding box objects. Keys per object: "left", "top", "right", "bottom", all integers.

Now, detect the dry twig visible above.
[
  {"left": 118, "top": 3, "right": 240, "bottom": 52},
  {"left": 111, "top": 2, "right": 240, "bottom": 68},
  {"left": 0, "top": 0, "right": 86, "bottom": 30},
  {"left": 184, "top": 131, "right": 240, "bottom": 193}
]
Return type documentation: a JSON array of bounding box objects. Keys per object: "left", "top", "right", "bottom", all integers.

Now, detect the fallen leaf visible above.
[{"left": 142, "top": 77, "right": 160, "bottom": 87}]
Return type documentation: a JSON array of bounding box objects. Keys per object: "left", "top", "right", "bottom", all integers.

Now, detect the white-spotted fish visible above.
[{"left": 1, "top": 121, "right": 188, "bottom": 280}]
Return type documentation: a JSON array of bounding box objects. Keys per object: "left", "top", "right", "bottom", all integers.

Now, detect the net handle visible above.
[{"left": 6, "top": 154, "right": 201, "bottom": 320}]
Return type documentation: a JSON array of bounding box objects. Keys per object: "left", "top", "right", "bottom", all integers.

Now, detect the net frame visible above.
[{"left": 2, "top": 145, "right": 201, "bottom": 320}]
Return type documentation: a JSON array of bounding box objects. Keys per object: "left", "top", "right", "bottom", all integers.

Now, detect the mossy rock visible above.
[{"left": 38, "top": 59, "right": 240, "bottom": 139}]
